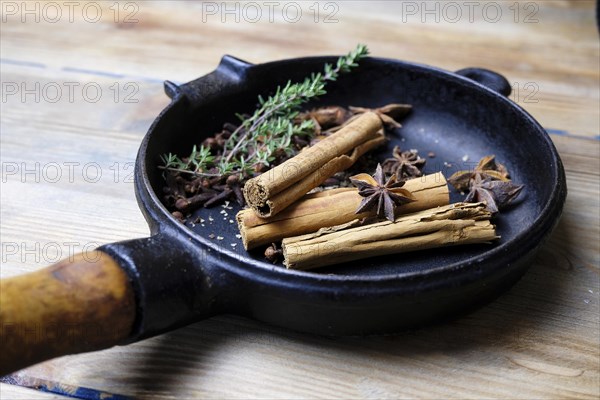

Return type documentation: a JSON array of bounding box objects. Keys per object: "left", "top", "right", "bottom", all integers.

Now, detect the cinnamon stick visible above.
[
  {"left": 243, "top": 112, "right": 384, "bottom": 218},
  {"left": 282, "top": 202, "right": 498, "bottom": 270},
  {"left": 237, "top": 173, "right": 449, "bottom": 250}
]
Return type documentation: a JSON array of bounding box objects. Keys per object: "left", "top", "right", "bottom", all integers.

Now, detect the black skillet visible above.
[{"left": 0, "top": 55, "right": 566, "bottom": 375}]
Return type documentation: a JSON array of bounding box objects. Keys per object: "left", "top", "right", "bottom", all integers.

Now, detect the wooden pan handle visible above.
[{"left": 0, "top": 251, "right": 136, "bottom": 375}]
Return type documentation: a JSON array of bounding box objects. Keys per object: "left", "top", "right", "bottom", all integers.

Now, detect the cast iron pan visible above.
[{"left": 0, "top": 55, "right": 567, "bottom": 375}]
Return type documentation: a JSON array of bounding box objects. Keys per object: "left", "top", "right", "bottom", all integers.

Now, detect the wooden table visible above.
[{"left": 1, "top": 1, "right": 598, "bottom": 398}]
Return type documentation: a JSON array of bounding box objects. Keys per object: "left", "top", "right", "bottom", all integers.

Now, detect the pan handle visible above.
[
  {"left": 455, "top": 67, "right": 512, "bottom": 97},
  {"left": 0, "top": 250, "right": 136, "bottom": 376},
  {"left": 99, "top": 233, "right": 214, "bottom": 343},
  {"left": 164, "top": 54, "right": 254, "bottom": 107},
  {"left": 0, "top": 233, "right": 213, "bottom": 375}
]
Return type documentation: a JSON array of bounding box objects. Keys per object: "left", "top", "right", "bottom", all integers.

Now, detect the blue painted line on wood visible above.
[
  {"left": 546, "top": 128, "right": 600, "bottom": 141},
  {"left": 546, "top": 128, "right": 568, "bottom": 135},
  {"left": 37, "top": 383, "right": 134, "bottom": 400},
  {"left": 2, "top": 57, "right": 599, "bottom": 141},
  {"left": 1, "top": 376, "right": 133, "bottom": 400},
  {"left": 1, "top": 58, "right": 164, "bottom": 84},
  {"left": 0, "top": 58, "right": 47, "bottom": 69},
  {"left": 61, "top": 66, "right": 164, "bottom": 83},
  {"left": 61, "top": 67, "right": 126, "bottom": 79}
]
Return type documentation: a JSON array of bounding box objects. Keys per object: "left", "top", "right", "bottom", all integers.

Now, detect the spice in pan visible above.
[
  {"left": 349, "top": 164, "right": 416, "bottom": 222},
  {"left": 465, "top": 173, "right": 524, "bottom": 214},
  {"left": 349, "top": 103, "right": 412, "bottom": 130},
  {"left": 236, "top": 173, "right": 449, "bottom": 250},
  {"left": 159, "top": 44, "right": 383, "bottom": 214},
  {"left": 449, "top": 155, "right": 524, "bottom": 213},
  {"left": 243, "top": 112, "right": 386, "bottom": 218},
  {"left": 157, "top": 46, "right": 529, "bottom": 272},
  {"left": 448, "top": 154, "right": 510, "bottom": 192},
  {"left": 282, "top": 202, "right": 498, "bottom": 271},
  {"left": 382, "top": 146, "right": 426, "bottom": 179},
  {"left": 160, "top": 101, "right": 413, "bottom": 217},
  {"left": 160, "top": 45, "right": 368, "bottom": 180},
  {"left": 298, "top": 105, "right": 352, "bottom": 134},
  {"left": 264, "top": 243, "right": 283, "bottom": 264}
]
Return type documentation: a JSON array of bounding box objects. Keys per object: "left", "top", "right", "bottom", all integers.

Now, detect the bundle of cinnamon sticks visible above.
[
  {"left": 237, "top": 172, "right": 449, "bottom": 250},
  {"left": 236, "top": 111, "right": 499, "bottom": 270},
  {"left": 243, "top": 111, "right": 385, "bottom": 218},
  {"left": 282, "top": 202, "right": 497, "bottom": 270}
]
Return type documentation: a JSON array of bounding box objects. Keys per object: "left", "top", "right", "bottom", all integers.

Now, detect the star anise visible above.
[
  {"left": 465, "top": 173, "right": 524, "bottom": 213},
  {"left": 381, "top": 146, "right": 426, "bottom": 179},
  {"left": 350, "top": 164, "right": 416, "bottom": 222},
  {"left": 349, "top": 103, "right": 412, "bottom": 129},
  {"left": 448, "top": 155, "right": 510, "bottom": 192}
]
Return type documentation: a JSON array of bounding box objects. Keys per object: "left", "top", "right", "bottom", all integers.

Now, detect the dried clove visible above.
[
  {"left": 175, "top": 191, "right": 216, "bottom": 213},
  {"left": 161, "top": 103, "right": 413, "bottom": 215},
  {"left": 264, "top": 243, "right": 283, "bottom": 264},
  {"left": 204, "top": 188, "right": 233, "bottom": 208}
]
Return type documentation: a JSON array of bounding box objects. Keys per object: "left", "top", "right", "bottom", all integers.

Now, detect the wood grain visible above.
[
  {"left": 1, "top": 1, "right": 597, "bottom": 137},
  {"left": 0, "top": 1, "right": 598, "bottom": 398},
  {"left": 0, "top": 252, "right": 136, "bottom": 375}
]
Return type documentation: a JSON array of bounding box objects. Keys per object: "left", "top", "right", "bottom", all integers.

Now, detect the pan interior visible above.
[{"left": 144, "top": 58, "right": 556, "bottom": 278}]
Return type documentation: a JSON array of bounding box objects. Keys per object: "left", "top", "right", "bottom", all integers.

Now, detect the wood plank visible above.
[
  {"left": 0, "top": 1, "right": 597, "bottom": 137},
  {"left": 1, "top": 1, "right": 598, "bottom": 398},
  {"left": 3, "top": 128, "right": 598, "bottom": 398},
  {"left": 0, "top": 65, "right": 154, "bottom": 277}
]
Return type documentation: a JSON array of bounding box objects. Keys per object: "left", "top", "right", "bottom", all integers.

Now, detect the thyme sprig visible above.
[
  {"left": 161, "top": 44, "right": 369, "bottom": 179},
  {"left": 160, "top": 145, "right": 219, "bottom": 177}
]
